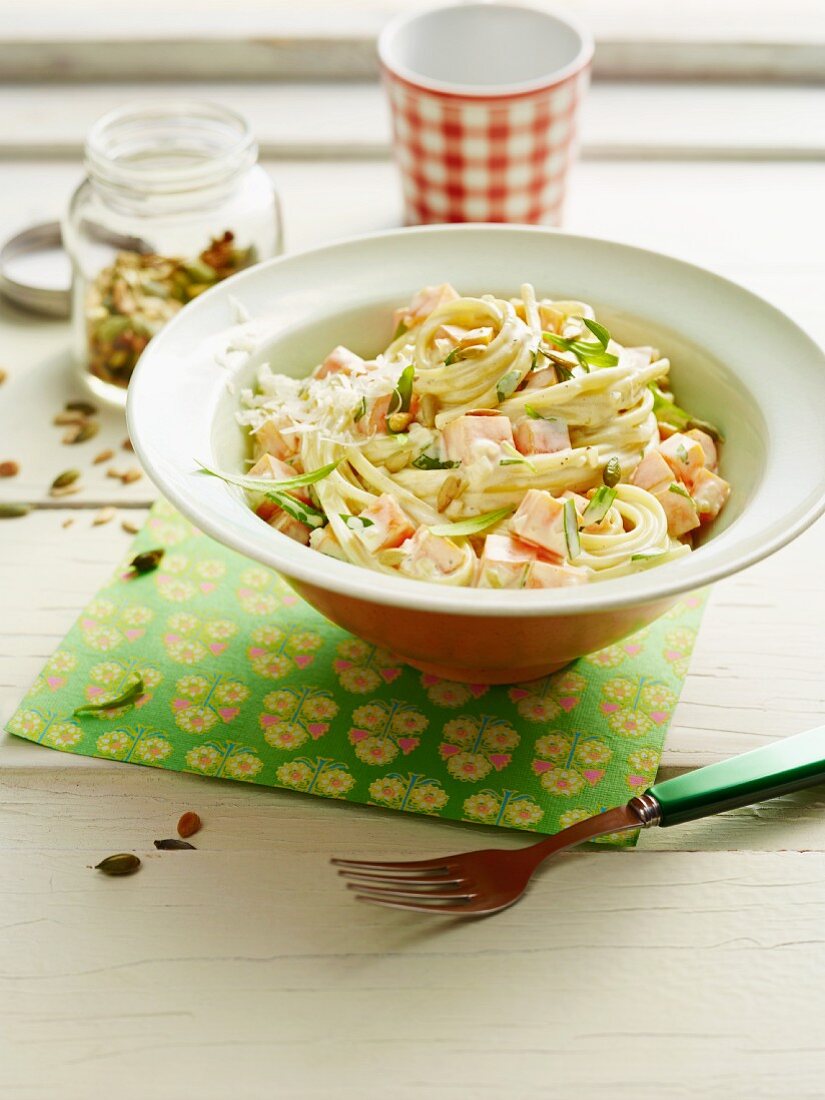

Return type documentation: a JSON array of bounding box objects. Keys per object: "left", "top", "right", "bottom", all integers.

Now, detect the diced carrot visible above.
[
  {"left": 313, "top": 345, "right": 366, "bottom": 380},
  {"left": 630, "top": 450, "right": 672, "bottom": 492},
  {"left": 442, "top": 413, "right": 514, "bottom": 464},
  {"left": 653, "top": 483, "right": 700, "bottom": 538},
  {"left": 394, "top": 284, "right": 459, "bottom": 330},
  {"left": 691, "top": 467, "right": 730, "bottom": 521},
  {"left": 511, "top": 489, "right": 567, "bottom": 560},
  {"left": 399, "top": 527, "right": 463, "bottom": 579},
  {"left": 525, "top": 560, "right": 588, "bottom": 588},
  {"left": 659, "top": 432, "right": 705, "bottom": 486},
  {"left": 477, "top": 534, "right": 537, "bottom": 588},
  {"left": 685, "top": 428, "right": 718, "bottom": 472},
  {"left": 513, "top": 415, "right": 570, "bottom": 456},
  {"left": 357, "top": 494, "right": 416, "bottom": 552}
]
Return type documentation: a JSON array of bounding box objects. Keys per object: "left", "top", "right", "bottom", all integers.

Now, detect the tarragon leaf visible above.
[
  {"left": 198, "top": 460, "right": 339, "bottom": 495},
  {"left": 648, "top": 383, "right": 724, "bottom": 442},
  {"left": 428, "top": 506, "right": 513, "bottom": 538},
  {"left": 563, "top": 498, "right": 581, "bottom": 558},
  {"left": 411, "top": 453, "right": 459, "bottom": 471},
  {"left": 496, "top": 369, "right": 522, "bottom": 402},
  {"left": 582, "top": 486, "right": 617, "bottom": 525}
]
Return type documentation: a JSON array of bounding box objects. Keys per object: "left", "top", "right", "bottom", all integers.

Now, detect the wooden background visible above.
[{"left": 2, "top": 5, "right": 825, "bottom": 1096}]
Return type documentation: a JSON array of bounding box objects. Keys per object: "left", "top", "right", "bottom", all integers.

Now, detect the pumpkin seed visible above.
[
  {"left": 130, "top": 548, "right": 164, "bottom": 574},
  {"left": 94, "top": 853, "right": 141, "bottom": 876},
  {"left": 0, "top": 503, "right": 30, "bottom": 519},
  {"left": 65, "top": 400, "right": 98, "bottom": 416},
  {"left": 51, "top": 468, "right": 80, "bottom": 491}
]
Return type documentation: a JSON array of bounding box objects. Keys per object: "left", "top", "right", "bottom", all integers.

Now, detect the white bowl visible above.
[{"left": 127, "top": 225, "right": 825, "bottom": 682}]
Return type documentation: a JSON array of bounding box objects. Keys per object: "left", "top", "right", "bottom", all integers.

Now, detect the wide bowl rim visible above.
[{"left": 127, "top": 222, "right": 825, "bottom": 618}]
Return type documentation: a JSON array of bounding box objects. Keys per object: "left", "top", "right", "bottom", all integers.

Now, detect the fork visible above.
[{"left": 333, "top": 724, "right": 825, "bottom": 915}]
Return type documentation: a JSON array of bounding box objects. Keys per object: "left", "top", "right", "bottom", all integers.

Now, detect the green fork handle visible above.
[{"left": 647, "top": 725, "right": 825, "bottom": 827}]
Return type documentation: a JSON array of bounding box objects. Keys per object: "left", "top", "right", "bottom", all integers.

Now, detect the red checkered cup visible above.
[{"left": 379, "top": 1, "right": 593, "bottom": 226}]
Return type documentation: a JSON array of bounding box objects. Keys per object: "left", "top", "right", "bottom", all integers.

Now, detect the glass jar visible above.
[{"left": 63, "top": 99, "right": 282, "bottom": 405}]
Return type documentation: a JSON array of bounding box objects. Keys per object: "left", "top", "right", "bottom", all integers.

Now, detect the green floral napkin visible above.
[{"left": 6, "top": 501, "right": 706, "bottom": 845}]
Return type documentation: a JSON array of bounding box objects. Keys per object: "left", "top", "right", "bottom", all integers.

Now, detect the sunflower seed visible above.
[
  {"left": 93, "top": 449, "right": 115, "bottom": 465},
  {"left": 53, "top": 411, "right": 86, "bottom": 427},
  {"left": 154, "top": 838, "right": 196, "bottom": 850},
  {"left": 93, "top": 506, "right": 117, "bottom": 526},
  {"left": 437, "top": 474, "right": 464, "bottom": 512},
  {"left": 62, "top": 517, "right": 75, "bottom": 529},
  {"left": 121, "top": 519, "right": 141, "bottom": 535},
  {"left": 0, "top": 368, "right": 7, "bottom": 385},
  {"left": 121, "top": 467, "right": 143, "bottom": 484},
  {"left": 65, "top": 400, "right": 98, "bottom": 416}
]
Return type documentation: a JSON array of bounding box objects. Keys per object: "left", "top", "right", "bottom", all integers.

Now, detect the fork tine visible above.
[
  {"left": 349, "top": 882, "right": 475, "bottom": 901},
  {"left": 331, "top": 856, "right": 452, "bottom": 873},
  {"left": 337, "top": 868, "right": 463, "bottom": 886},
  {"left": 355, "top": 893, "right": 477, "bottom": 915}
]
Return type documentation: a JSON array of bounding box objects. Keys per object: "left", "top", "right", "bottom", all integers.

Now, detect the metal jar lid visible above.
[{"left": 0, "top": 221, "right": 72, "bottom": 318}]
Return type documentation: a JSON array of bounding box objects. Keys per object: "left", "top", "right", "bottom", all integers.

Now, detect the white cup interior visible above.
[{"left": 379, "top": 2, "right": 591, "bottom": 94}]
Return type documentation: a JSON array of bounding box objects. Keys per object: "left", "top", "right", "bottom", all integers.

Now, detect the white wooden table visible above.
[{"left": 2, "top": 69, "right": 825, "bottom": 1099}]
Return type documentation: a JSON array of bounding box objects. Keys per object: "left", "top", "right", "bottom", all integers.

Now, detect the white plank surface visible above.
[
  {"left": 3, "top": 83, "right": 825, "bottom": 1098},
  {"left": 2, "top": 0, "right": 825, "bottom": 80},
  {"left": 2, "top": 82, "right": 824, "bottom": 161}
]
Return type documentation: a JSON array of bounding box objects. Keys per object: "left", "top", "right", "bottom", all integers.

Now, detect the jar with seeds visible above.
[{"left": 63, "top": 100, "right": 282, "bottom": 405}]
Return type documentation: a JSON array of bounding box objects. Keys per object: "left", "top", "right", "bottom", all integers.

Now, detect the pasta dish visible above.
[{"left": 207, "top": 284, "right": 730, "bottom": 589}]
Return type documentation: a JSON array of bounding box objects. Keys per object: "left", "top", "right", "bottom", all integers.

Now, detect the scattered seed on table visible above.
[
  {"left": 154, "top": 838, "right": 196, "bottom": 850},
  {"left": 121, "top": 518, "right": 141, "bottom": 535},
  {"left": 130, "top": 548, "right": 164, "bottom": 573},
  {"left": 107, "top": 467, "right": 126, "bottom": 480},
  {"left": 122, "top": 467, "right": 143, "bottom": 484},
  {"left": 93, "top": 506, "right": 117, "bottom": 526},
  {"left": 65, "top": 399, "right": 98, "bottom": 416},
  {"left": 0, "top": 368, "right": 7, "bottom": 385},
  {"left": 51, "top": 468, "right": 81, "bottom": 491},
  {"left": 49, "top": 483, "right": 82, "bottom": 499},
  {"left": 53, "top": 411, "right": 86, "bottom": 427},
  {"left": 0, "top": 460, "right": 19, "bottom": 477},
  {"left": 93, "top": 448, "right": 115, "bottom": 465},
  {"left": 62, "top": 517, "right": 75, "bottom": 529},
  {"left": 122, "top": 437, "right": 134, "bottom": 452},
  {"left": 177, "top": 811, "right": 202, "bottom": 838},
  {"left": 95, "top": 853, "right": 141, "bottom": 876},
  {"left": 0, "top": 503, "right": 30, "bottom": 519}
]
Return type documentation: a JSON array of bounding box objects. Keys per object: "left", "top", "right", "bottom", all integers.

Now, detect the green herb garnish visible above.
[
  {"left": 428, "top": 506, "right": 513, "bottom": 538},
  {"left": 411, "top": 453, "right": 459, "bottom": 471},
  {"left": 630, "top": 551, "right": 668, "bottom": 565},
  {"left": 668, "top": 482, "right": 693, "bottom": 500},
  {"left": 198, "top": 460, "right": 338, "bottom": 496},
  {"left": 444, "top": 346, "right": 464, "bottom": 367},
  {"left": 340, "top": 513, "right": 375, "bottom": 529},
  {"left": 354, "top": 396, "right": 367, "bottom": 422},
  {"left": 603, "top": 457, "right": 621, "bottom": 487},
  {"left": 582, "top": 317, "right": 611, "bottom": 348},
  {"left": 648, "top": 383, "right": 724, "bottom": 442},
  {"left": 270, "top": 492, "right": 327, "bottom": 530},
  {"left": 563, "top": 498, "right": 581, "bottom": 558},
  {"left": 74, "top": 674, "right": 144, "bottom": 716},
  {"left": 496, "top": 369, "right": 522, "bottom": 402},
  {"left": 542, "top": 327, "right": 619, "bottom": 371},
  {"left": 499, "top": 442, "right": 536, "bottom": 472},
  {"left": 392, "top": 320, "right": 408, "bottom": 341},
  {"left": 582, "top": 486, "right": 617, "bottom": 525},
  {"left": 388, "top": 364, "right": 415, "bottom": 415}
]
